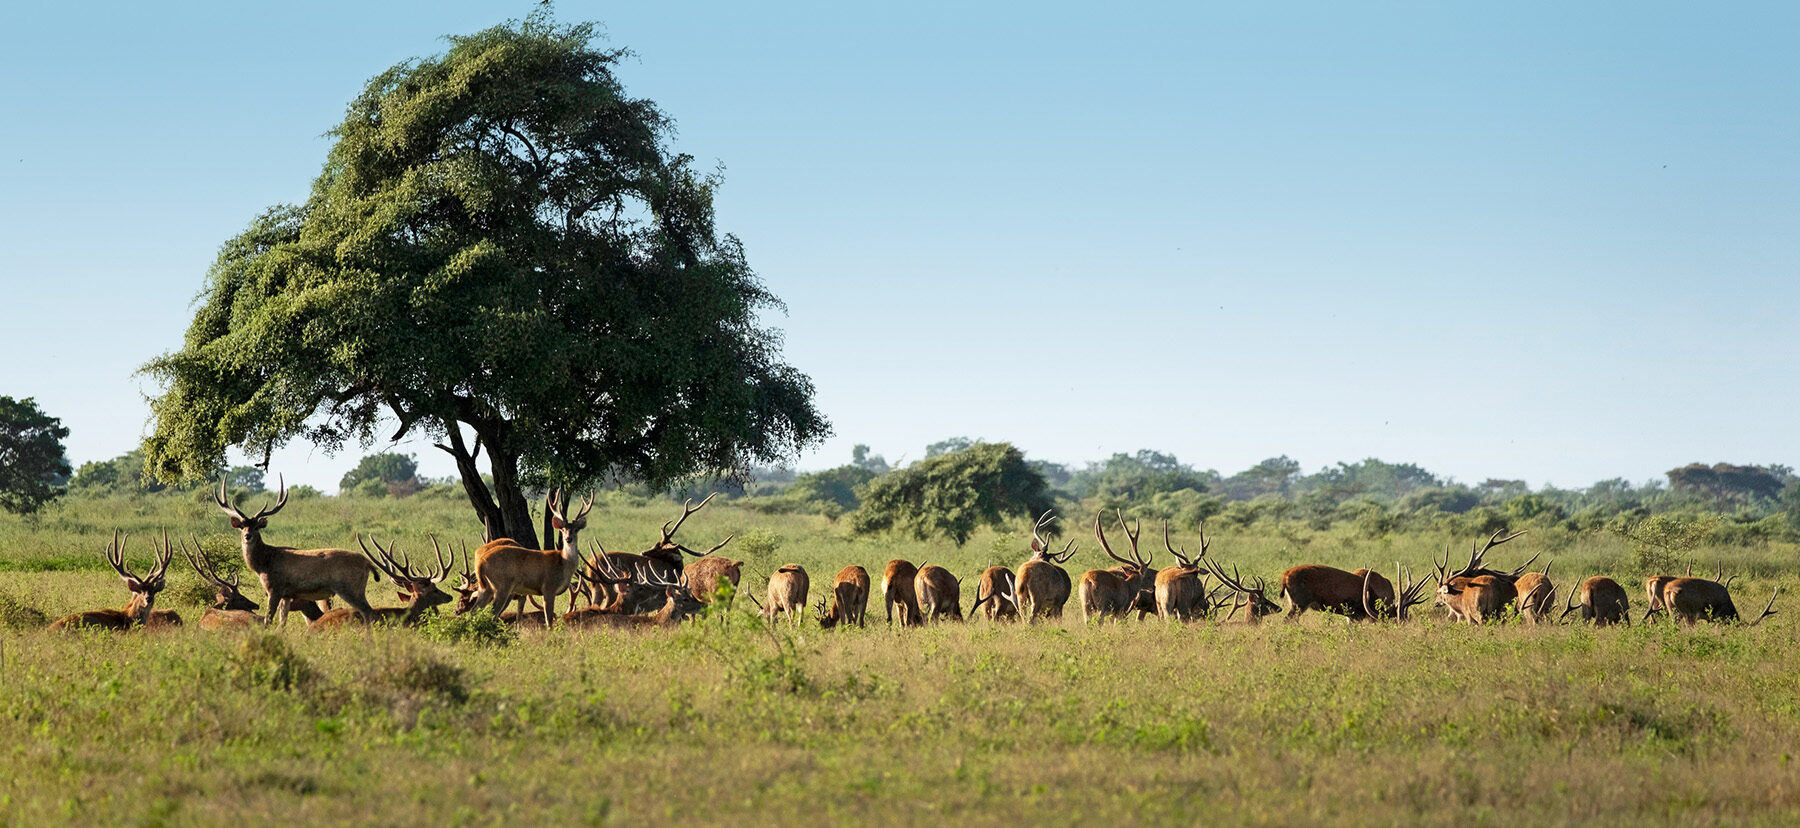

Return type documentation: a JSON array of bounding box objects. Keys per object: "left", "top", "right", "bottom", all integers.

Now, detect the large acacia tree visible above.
[{"left": 143, "top": 14, "right": 829, "bottom": 543}]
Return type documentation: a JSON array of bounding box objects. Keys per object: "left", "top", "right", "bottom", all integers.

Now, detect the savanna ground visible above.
[{"left": 1, "top": 492, "right": 1797, "bottom": 825}]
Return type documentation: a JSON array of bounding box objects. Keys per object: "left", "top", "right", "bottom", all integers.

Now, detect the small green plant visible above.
[
  {"left": 1609, "top": 514, "right": 1720, "bottom": 573},
  {"left": 229, "top": 634, "right": 317, "bottom": 693},
  {"left": 419, "top": 610, "right": 517, "bottom": 647},
  {"left": 0, "top": 588, "right": 47, "bottom": 629},
  {"left": 739, "top": 527, "right": 784, "bottom": 558}
]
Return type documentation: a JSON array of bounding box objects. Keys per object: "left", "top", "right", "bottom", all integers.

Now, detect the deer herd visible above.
[{"left": 46, "top": 482, "right": 1781, "bottom": 635}]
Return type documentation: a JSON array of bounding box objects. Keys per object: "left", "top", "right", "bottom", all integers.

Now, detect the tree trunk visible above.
[{"left": 441, "top": 418, "right": 540, "bottom": 548}]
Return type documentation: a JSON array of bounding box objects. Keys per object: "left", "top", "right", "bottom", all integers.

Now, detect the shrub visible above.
[
  {"left": 419, "top": 610, "right": 517, "bottom": 648},
  {"left": 229, "top": 634, "right": 318, "bottom": 692},
  {"left": 0, "top": 589, "right": 47, "bottom": 629}
]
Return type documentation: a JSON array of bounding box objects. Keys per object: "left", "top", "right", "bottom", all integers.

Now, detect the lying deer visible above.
[
  {"left": 310, "top": 536, "right": 455, "bottom": 630},
  {"left": 179, "top": 535, "right": 261, "bottom": 629},
  {"left": 52, "top": 530, "right": 177, "bottom": 631}
]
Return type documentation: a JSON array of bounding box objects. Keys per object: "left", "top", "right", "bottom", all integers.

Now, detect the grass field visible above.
[{"left": 2, "top": 494, "right": 1797, "bottom": 825}]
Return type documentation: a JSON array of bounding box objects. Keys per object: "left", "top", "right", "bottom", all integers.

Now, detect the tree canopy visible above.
[
  {"left": 850, "top": 442, "right": 1052, "bottom": 545},
  {"left": 0, "top": 397, "right": 71, "bottom": 515},
  {"left": 139, "top": 12, "right": 829, "bottom": 542}
]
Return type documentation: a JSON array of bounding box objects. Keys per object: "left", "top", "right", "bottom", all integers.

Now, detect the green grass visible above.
[{"left": 1, "top": 494, "right": 1797, "bottom": 825}]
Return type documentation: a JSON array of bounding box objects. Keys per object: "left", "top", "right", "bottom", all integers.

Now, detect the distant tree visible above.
[
  {"left": 788, "top": 465, "right": 878, "bottom": 510},
  {"left": 0, "top": 397, "right": 71, "bottom": 515},
  {"left": 68, "top": 450, "right": 170, "bottom": 495},
  {"left": 226, "top": 465, "right": 266, "bottom": 493},
  {"left": 851, "top": 442, "right": 1052, "bottom": 545},
  {"left": 340, "top": 453, "right": 420, "bottom": 494},
  {"left": 1397, "top": 485, "right": 1480, "bottom": 515},
  {"left": 1478, "top": 479, "right": 1530, "bottom": 501},
  {"left": 1667, "top": 463, "right": 1785, "bottom": 506},
  {"left": 1073, "top": 450, "right": 1211, "bottom": 502},
  {"left": 1219, "top": 456, "right": 1301, "bottom": 500},
  {"left": 851, "top": 444, "right": 889, "bottom": 474},
  {"left": 137, "top": 12, "right": 828, "bottom": 545},
  {"left": 925, "top": 437, "right": 975, "bottom": 458},
  {"left": 1300, "top": 459, "right": 1440, "bottom": 502}
]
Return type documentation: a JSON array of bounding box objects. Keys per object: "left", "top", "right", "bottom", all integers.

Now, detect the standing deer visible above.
[
  {"left": 459, "top": 489, "right": 593, "bottom": 626},
  {"left": 971, "top": 566, "right": 1019, "bottom": 621},
  {"left": 1017, "top": 510, "right": 1077, "bottom": 622},
  {"left": 684, "top": 555, "right": 745, "bottom": 607},
  {"left": 179, "top": 535, "right": 261, "bottom": 629},
  {"left": 1432, "top": 530, "right": 1535, "bottom": 622},
  {"left": 760, "top": 564, "right": 810, "bottom": 624},
  {"left": 914, "top": 565, "right": 963, "bottom": 623},
  {"left": 1082, "top": 511, "right": 1156, "bottom": 622},
  {"left": 216, "top": 477, "right": 379, "bottom": 626},
  {"left": 51, "top": 531, "right": 176, "bottom": 631},
  {"left": 1154, "top": 521, "right": 1210, "bottom": 621},
  {"left": 1643, "top": 575, "right": 1678, "bottom": 617},
  {"left": 816, "top": 565, "right": 870, "bottom": 629},
  {"left": 589, "top": 495, "right": 734, "bottom": 607},
  {"left": 310, "top": 536, "right": 456, "bottom": 630},
  {"left": 882, "top": 559, "right": 925, "bottom": 627},
  {"left": 1512, "top": 562, "right": 1557, "bottom": 623},
  {"left": 1560, "top": 575, "right": 1630, "bottom": 626}
]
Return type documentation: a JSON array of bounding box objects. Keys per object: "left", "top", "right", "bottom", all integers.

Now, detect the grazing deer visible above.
[
  {"left": 817, "top": 565, "right": 871, "bottom": 629},
  {"left": 1440, "top": 530, "right": 1535, "bottom": 584},
  {"left": 914, "top": 565, "right": 963, "bottom": 623},
  {"left": 760, "top": 564, "right": 810, "bottom": 624},
  {"left": 1355, "top": 562, "right": 1430, "bottom": 622},
  {"left": 882, "top": 559, "right": 925, "bottom": 627},
  {"left": 1643, "top": 575, "right": 1678, "bottom": 618},
  {"left": 459, "top": 490, "right": 593, "bottom": 626},
  {"left": 1560, "top": 575, "right": 1630, "bottom": 626},
  {"left": 216, "top": 477, "right": 379, "bottom": 626},
  {"left": 51, "top": 530, "right": 176, "bottom": 631},
  {"left": 1645, "top": 572, "right": 1778, "bottom": 626},
  {"left": 1017, "top": 510, "right": 1077, "bottom": 622},
  {"left": 589, "top": 495, "right": 734, "bottom": 606},
  {"left": 1153, "top": 521, "right": 1210, "bottom": 621},
  {"left": 1281, "top": 565, "right": 1388, "bottom": 621},
  {"left": 179, "top": 535, "right": 261, "bottom": 629},
  {"left": 310, "top": 536, "right": 456, "bottom": 630},
  {"left": 1210, "top": 558, "right": 1284, "bottom": 623},
  {"left": 1512, "top": 562, "right": 1557, "bottom": 623},
  {"left": 1082, "top": 512, "right": 1156, "bottom": 622},
  {"left": 971, "top": 566, "right": 1019, "bottom": 621},
  {"left": 1433, "top": 570, "right": 1517, "bottom": 624}
]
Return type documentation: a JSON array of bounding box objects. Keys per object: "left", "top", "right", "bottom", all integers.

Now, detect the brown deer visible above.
[
  {"left": 1560, "top": 575, "right": 1630, "bottom": 626},
  {"left": 1512, "top": 562, "right": 1557, "bottom": 623},
  {"left": 588, "top": 495, "right": 733, "bottom": 606},
  {"left": 817, "top": 565, "right": 870, "bottom": 629},
  {"left": 971, "top": 566, "right": 1019, "bottom": 621},
  {"left": 882, "top": 559, "right": 925, "bottom": 627},
  {"left": 1153, "top": 521, "right": 1210, "bottom": 621},
  {"left": 683, "top": 555, "right": 745, "bottom": 607},
  {"left": 760, "top": 564, "right": 810, "bottom": 624},
  {"left": 51, "top": 530, "right": 176, "bottom": 631},
  {"left": 564, "top": 569, "right": 707, "bottom": 629},
  {"left": 1432, "top": 555, "right": 1517, "bottom": 623},
  {"left": 1281, "top": 565, "right": 1384, "bottom": 621},
  {"left": 1643, "top": 575, "right": 1677, "bottom": 617},
  {"left": 1645, "top": 573, "right": 1778, "bottom": 626},
  {"left": 216, "top": 477, "right": 379, "bottom": 626},
  {"left": 1017, "top": 510, "right": 1077, "bottom": 622},
  {"left": 310, "top": 536, "right": 456, "bottom": 630},
  {"left": 1082, "top": 511, "right": 1156, "bottom": 622},
  {"left": 459, "top": 489, "right": 593, "bottom": 626},
  {"left": 914, "top": 565, "right": 963, "bottom": 623},
  {"left": 569, "top": 549, "right": 653, "bottom": 615},
  {"left": 1356, "top": 562, "right": 1431, "bottom": 622},
  {"left": 179, "top": 535, "right": 261, "bottom": 629},
  {"left": 1210, "top": 558, "right": 1284, "bottom": 623}
]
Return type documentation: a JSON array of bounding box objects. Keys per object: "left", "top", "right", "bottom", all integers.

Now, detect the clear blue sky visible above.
[{"left": 1, "top": 1, "right": 1795, "bottom": 492}]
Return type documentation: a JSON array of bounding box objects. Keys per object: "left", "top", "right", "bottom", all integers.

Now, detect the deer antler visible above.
[
  {"left": 1096, "top": 513, "right": 1132, "bottom": 568},
  {"left": 1030, "top": 509, "right": 1057, "bottom": 553},
  {"left": 662, "top": 493, "right": 717, "bottom": 543},
  {"left": 215, "top": 475, "right": 287, "bottom": 523},
  {"left": 1559, "top": 576, "right": 1585, "bottom": 621},
  {"left": 1116, "top": 510, "right": 1145, "bottom": 567},
  {"left": 1162, "top": 521, "right": 1195, "bottom": 568},
  {"left": 1752, "top": 587, "right": 1780, "bottom": 625}
]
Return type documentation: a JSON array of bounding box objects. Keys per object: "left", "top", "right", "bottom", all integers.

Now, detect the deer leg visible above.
[
  {"left": 489, "top": 586, "right": 514, "bottom": 620},
  {"left": 542, "top": 588, "right": 556, "bottom": 627}
]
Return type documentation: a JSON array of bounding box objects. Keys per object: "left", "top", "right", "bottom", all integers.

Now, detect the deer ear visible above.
[
  {"left": 229, "top": 517, "right": 245, "bottom": 529},
  {"left": 550, "top": 514, "right": 567, "bottom": 531}
]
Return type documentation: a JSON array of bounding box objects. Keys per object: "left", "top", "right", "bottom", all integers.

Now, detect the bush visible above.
[
  {"left": 0, "top": 589, "right": 47, "bottom": 629},
  {"left": 739, "top": 528, "right": 784, "bottom": 558},
  {"left": 358, "top": 644, "right": 471, "bottom": 707},
  {"left": 229, "top": 634, "right": 318, "bottom": 692},
  {"left": 419, "top": 610, "right": 516, "bottom": 647}
]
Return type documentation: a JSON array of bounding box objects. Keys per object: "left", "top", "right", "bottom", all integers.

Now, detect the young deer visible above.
[
  {"left": 1017, "top": 510, "right": 1077, "bottom": 622},
  {"left": 216, "top": 477, "right": 379, "bottom": 626},
  {"left": 179, "top": 535, "right": 261, "bottom": 629},
  {"left": 52, "top": 530, "right": 177, "bottom": 631},
  {"left": 460, "top": 490, "right": 593, "bottom": 626},
  {"left": 310, "top": 536, "right": 455, "bottom": 630}
]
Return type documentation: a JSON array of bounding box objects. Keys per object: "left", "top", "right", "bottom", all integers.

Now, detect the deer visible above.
[
  {"left": 971, "top": 566, "right": 1019, "bottom": 621},
  {"left": 683, "top": 555, "right": 745, "bottom": 608},
  {"left": 882, "top": 559, "right": 925, "bottom": 627},
  {"left": 1644, "top": 569, "right": 1778, "bottom": 626},
  {"left": 1208, "top": 557, "right": 1284, "bottom": 623},
  {"left": 1432, "top": 530, "right": 1534, "bottom": 621},
  {"left": 1153, "top": 521, "right": 1211, "bottom": 621},
  {"left": 588, "top": 494, "right": 734, "bottom": 607},
  {"left": 817, "top": 565, "right": 870, "bottom": 629},
  {"left": 569, "top": 548, "right": 654, "bottom": 615},
  {"left": 1643, "top": 575, "right": 1678, "bottom": 618},
  {"left": 1512, "top": 562, "right": 1557, "bottom": 623},
  {"left": 216, "top": 476, "right": 379, "bottom": 626},
  {"left": 1017, "top": 510, "right": 1077, "bottom": 622},
  {"left": 1560, "top": 575, "right": 1630, "bottom": 626},
  {"left": 179, "top": 534, "right": 262, "bottom": 629},
  {"left": 310, "top": 536, "right": 456, "bottom": 630},
  {"left": 914, "top": 565, "right": 964, "bottom": 623},
  {"left": 1281, "top": 564, "right": 1392, "bottom": 621},
  {"left": 458, "top": 489, "right": 592, "bottom": 626},
  {"left": 1355, "top": 562, "right": 1431, "bottom": 622},
  {"left": 51, "top": 530, "right": 176, "bottom": 631},
  {"left": 564, "top": 568, "right": 706, "bottom": 629},
  {"left": 759, "top": 564, "right": 810, "bottom": 625},
  {"left": 1082, "top": 511, "right": 1156, "bottom": 622}
]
